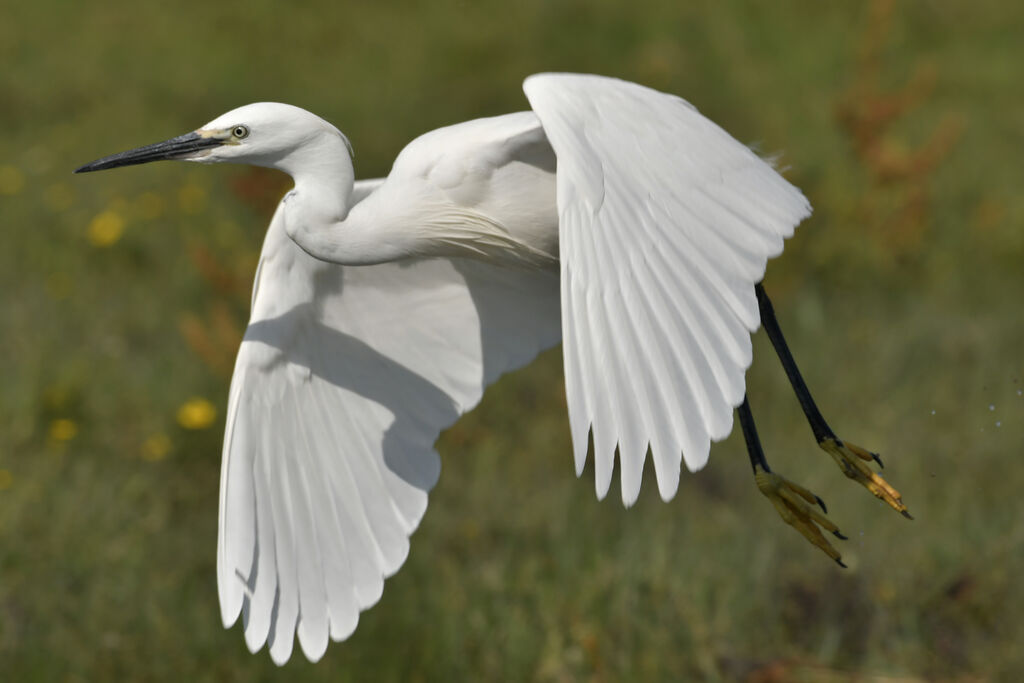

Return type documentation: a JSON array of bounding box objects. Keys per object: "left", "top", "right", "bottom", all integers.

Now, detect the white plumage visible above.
[
  {"left": 524, "top": 76, "right": 808, "bottom": 502},
  {"left": 75, "top": 73, "right": 810, "bottom": 664}
]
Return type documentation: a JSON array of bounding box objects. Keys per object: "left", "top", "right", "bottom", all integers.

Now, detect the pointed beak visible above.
[{"left": 74, "top": 131, "right": 225, "bottom": 173}]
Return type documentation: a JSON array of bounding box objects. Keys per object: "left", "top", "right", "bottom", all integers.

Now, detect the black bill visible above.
[{"left": 74, "top": 131, "right": 224, "bottom": 173}]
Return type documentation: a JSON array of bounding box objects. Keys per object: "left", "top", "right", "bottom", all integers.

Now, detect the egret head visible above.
[{"left": 75, "top": 102, "right": 352, "bottom": 175}]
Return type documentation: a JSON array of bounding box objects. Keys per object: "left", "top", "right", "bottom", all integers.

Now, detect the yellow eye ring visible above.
[{"left": 232, "top": 125, "right": 249, "bottom": 139}]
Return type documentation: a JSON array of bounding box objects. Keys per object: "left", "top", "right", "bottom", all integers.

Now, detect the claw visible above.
[
  {"left": 819, "top": 438, "right": 912, "bottom": 519},
  {"left": 755, "top": 465, "right": 846, "bottom": 566},
  {"left": 814, "top": 494, "right": 828, "bottom": 514}
]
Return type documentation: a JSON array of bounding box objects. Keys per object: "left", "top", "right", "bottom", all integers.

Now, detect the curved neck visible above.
[
  {"left": 276, "top": 131, "right": 355, "bottom": 221},
  {"left": 277, "top": 134, "right": 414, "bottom": 266}
]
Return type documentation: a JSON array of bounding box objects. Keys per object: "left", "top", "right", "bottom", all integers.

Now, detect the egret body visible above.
[{"left": 76, "top": 74, "right": 909, "bottom": 665}]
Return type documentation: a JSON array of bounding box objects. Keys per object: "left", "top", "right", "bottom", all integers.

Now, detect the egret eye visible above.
[{"left": 232, "top": 125, "right": 250, "bottom": 140}]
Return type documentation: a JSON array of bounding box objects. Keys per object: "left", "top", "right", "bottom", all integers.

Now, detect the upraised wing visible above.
[
  {"left": 217, "top": 180, "right": 560, "bottom": 664},
  {"left": 524, "top": 73, "right": 811, "bottom": 505}
]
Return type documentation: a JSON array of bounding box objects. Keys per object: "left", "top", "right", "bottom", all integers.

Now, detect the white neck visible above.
[{"left": 276, "top": 133, "right": 413, "bottom": 266}]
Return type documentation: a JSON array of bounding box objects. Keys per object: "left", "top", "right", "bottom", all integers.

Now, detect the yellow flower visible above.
[
  {"left": 49, "top": 418, "right": 78, "bottom": 441},
  {"left": 0, "top": 469, "right": 12, "bottom": 490},
  {"left": 0, "top": 165, "right": 24, "bottom": 195},
  {"left": 88, "top": 209, "right": 125, "bottom": 246},
  {"left": 177, "top": 397, "right": 217, "bottom": 430},
  {"left": 141, "top": 433, "right": 172, "bottom": 462}
]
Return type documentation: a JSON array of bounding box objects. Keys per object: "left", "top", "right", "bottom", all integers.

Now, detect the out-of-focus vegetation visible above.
[{"left": 1, "top": 0, "right": 1022, "bottom": 680}]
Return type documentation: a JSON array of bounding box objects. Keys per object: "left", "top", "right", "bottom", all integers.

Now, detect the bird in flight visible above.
[{"left": 76, "top": 73, "right": 910, "bottom": 665}]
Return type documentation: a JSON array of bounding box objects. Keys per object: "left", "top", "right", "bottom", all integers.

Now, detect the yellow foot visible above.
[
  {"left": 755, "top": 465, "right": 848, "bottom": 567},
  {"left": 818, "top": 438, "right": 913, "bottom": 519}
]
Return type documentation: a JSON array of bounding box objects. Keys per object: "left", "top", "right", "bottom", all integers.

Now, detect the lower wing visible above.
[{"left": 217, "top": 188, "right": 560, "bottom": 664}]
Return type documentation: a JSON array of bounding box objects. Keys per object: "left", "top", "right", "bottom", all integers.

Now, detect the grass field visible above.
[{"left": 2, "top": 1, "right": 1022, "bottom": 680}]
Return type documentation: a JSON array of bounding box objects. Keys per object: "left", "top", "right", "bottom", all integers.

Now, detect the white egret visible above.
[{"left": 75, "top": 73, "right": 910, "bottom": 665}]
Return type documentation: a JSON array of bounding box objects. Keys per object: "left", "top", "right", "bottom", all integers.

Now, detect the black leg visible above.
[
  {"left": 754, "top": 283, "right": 842, "bottom": 447},
  {"left": 754, "top": 282, "right": 912, "bottom": 519},
  {"left": 737, "top": 394, "right": 770, "bottom": 474}
]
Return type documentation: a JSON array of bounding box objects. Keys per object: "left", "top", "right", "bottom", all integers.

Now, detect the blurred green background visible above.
[{"left": 2, "top": 0, "right": 1022, "bottom": 680}]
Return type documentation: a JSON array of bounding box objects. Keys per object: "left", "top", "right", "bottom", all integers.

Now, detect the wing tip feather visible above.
[{"left": 297, "top": 619, "right": 329, "bottom": 663}]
